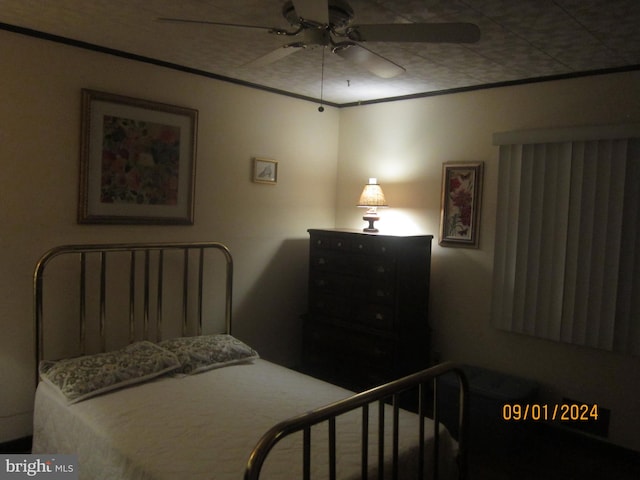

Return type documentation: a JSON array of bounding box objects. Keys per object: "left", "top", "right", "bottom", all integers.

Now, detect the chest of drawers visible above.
[{"left": 302, "top": 229, "right": 433, "bottom": 391}]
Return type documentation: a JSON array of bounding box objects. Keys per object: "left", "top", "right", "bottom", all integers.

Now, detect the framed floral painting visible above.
[
  {"left": 78, "top": 89, "right": 198, "bottom": 224},
  {"left": 439, "top": 162, "right": 484, "bottom": 248}
]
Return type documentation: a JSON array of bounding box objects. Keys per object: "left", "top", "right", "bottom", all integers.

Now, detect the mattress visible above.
[{"left": 33, "top": 359, "right": 457, "bottom": 479}]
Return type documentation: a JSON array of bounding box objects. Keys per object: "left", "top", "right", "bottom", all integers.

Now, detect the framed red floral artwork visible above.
[
  {"left": 78, "top": 89, "right": 198, "bottom": 224},
  {"left": 439, "top": 162, "right": 484, "bottom": 248}
]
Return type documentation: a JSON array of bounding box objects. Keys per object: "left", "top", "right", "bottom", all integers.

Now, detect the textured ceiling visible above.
[{"left": 1, "top": 0, "right": 640, "bottom": 106}]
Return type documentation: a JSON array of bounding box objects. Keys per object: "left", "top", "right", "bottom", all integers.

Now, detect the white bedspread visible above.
[{"left": 33, "top": 359, "right": 456, "bottom": 480}]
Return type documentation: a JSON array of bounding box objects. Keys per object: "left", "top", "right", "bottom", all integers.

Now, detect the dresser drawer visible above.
[
  {"left": 310, "top": 251, "right": 349, "bottom": 272},
  {"left": 365, "top": 258, "right": 396, "bottom": 279},
  {"left": 310, "top": 250, "right": 394, "bottom": 275},
  {"left": 310, "top": 251, "right": 370, "bottom": 275},
  {"left": 308, "top": 293, "right": 353, "bottom": 319},
  {"left": 311, "top": 232, "right": 397, "bottom": 257},
  {"left": 355, "top": 304, "right": 395, "bottom": 330},
  {"left": 309, "top": 271, "right": 355, "bottom": 295},
  {"left": 310, "top": 234, "right": 352, "bottom": 252},
  {"left": 304, "top": 322, "right": 395, "bottom": 364},
  {"left": 352, "top": 278, "right": 395, "bottom": 302},
  {"left": 354, "top": 235, "right": 397, "bottom": 256}
]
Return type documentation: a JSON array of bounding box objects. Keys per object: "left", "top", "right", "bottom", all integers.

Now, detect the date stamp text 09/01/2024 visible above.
[{"left": 502, "top": 403, "right": 600, "bottom": 422}]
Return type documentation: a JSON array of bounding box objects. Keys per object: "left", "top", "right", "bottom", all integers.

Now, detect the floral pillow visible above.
[
  {"left": 158, "top": 334, "right": 259, "bottom": 375},
  {"left": 39, "top": 341, "right": 181, "bottom": 404}
]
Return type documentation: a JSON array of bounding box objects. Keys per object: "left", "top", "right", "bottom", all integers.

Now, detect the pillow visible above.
[
  {"left": 39, "top": 340, "right": 181, "bottom": 404},
  {"left": 158, "top": 334, "right": 259, "bottom": 375}
]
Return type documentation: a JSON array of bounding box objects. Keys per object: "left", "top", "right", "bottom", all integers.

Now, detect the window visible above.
[{"left": 492, "top": 126, "right": 640, "bottom": 355}]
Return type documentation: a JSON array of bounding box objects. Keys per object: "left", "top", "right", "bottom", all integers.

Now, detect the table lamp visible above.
[{"left": 357, "top": 178, "right": 388, "bottom": 232}]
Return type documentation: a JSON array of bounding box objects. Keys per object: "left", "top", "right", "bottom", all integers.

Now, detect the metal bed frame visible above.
[
  {"left": 246, "top": 361, "right": 470, "bottom": 480},
  {"left": 33, "top": 241, "right": 469, "bottom": 480},
  {"left": 34, "top": 241, "right": 233, "bottom": 368}
]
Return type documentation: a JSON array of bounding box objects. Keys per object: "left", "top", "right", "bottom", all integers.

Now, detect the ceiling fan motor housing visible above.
[{"left": 304, "top": 28, "right": 331, "bottom": 46}]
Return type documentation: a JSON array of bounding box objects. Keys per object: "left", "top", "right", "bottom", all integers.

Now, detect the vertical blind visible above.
[{"left": 492, "top": 129, "right": 640, "bottom": 355}]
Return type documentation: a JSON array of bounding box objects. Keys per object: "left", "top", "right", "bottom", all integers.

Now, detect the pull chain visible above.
[{"left": 318, "top": 46, "right": 325, "bottom": 112}]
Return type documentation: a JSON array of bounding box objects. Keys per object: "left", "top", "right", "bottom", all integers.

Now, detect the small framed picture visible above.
[
  {"left": 252, "top": 157, "right": 278, "bottom": 184},
  {"left": 439, "top": 161, "right": 484, "bottom": 248},
  {"left": 78, "top": 89, "right": 198, "bottom": 224}
]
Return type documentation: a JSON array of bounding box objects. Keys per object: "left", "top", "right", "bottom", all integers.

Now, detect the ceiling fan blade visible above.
[
  {"left": 244, "top": 43, "right": 306, "bottom": 68},
  {"left": 347, "top": 23, "right": 481, "bottom": 43},
  {"left": 291, "top": 0, "right": 329, "bottom": 24},
  {"left": 157, "top": 17, "right": 283, "bottom": 33},
  {"left": 333, "top": 43, "right": 405, "bottom": 79}
]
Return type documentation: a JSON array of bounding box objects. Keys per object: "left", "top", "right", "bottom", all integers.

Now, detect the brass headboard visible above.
[{"left": 34, "top": 242, "right": 233, "bottom": 373}]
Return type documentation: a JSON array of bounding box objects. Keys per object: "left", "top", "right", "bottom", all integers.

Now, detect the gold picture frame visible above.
[
  {"left": 439, "top": 161, "right": 484, "bottom": 248},
  {"left": 252, "top": 157, "right": 278, "bottom": 184},
  {"left": 78, "top": 89, "right": 198, "bottom": 224}
]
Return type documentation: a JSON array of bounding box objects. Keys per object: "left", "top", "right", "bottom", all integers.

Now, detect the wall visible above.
[
  {"left": 3, "top": 24, "right": 640, "bottom": 453},
  {"left": 335, "top": 71, "right": 640, "bottom": 451},
  {"left": 0, "top": 30, "right": 339, "bottom": 442}
]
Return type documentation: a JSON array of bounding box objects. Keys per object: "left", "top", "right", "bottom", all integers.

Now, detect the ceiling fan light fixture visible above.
[{"left": 334, "top": 42, "right": 405, "bottom": 78}]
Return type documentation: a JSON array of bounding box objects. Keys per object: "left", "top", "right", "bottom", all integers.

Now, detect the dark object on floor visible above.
[
  {"left": 0, "top": 436, "right": 32, "bottom": 453},
  {"left": 438, "top": 364, "right": 538, "bottom": 451},
  {"left": 469, "top": 423, "right": 640, "bottom": 480}
]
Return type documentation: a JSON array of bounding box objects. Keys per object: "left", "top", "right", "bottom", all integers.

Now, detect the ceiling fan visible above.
[{"left": 159, "top": 0, "right": 481, "bottom": 80}]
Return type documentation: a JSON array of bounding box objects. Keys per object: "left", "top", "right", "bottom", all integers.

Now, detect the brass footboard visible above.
[{"left": 245, "top": 361, "right": 469, "bottom": 480}]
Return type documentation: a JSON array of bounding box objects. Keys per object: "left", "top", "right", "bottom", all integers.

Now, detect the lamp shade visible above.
[{"left": 357, "top": 178, "right": 388, "bottom": 207}]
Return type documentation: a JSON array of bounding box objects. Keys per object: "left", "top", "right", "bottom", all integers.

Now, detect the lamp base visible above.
[{"left": 362, "top": 213, "right": 380, "bottom": 233}]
